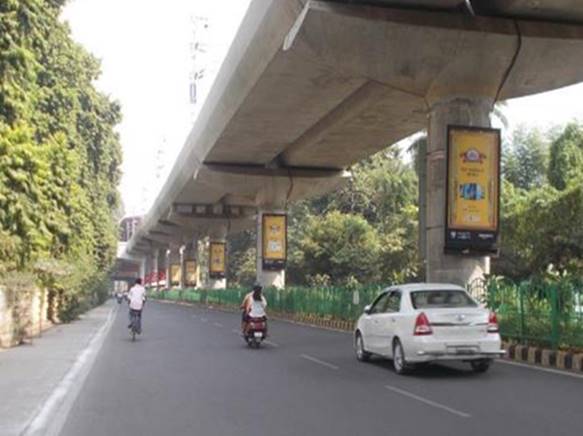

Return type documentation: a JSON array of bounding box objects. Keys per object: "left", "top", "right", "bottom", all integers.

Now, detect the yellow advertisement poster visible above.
[
  {"left": 185, "top": 260, "right": 197, "bottom": 287},
  {"left": 209, "top": 242, "right": 226, "bottom": 276},
  {"left": 262, "top": 214, "right": 286, "bottom": 261},
  {"left": 448, "top": 127, "right": 500, "bottom": 232},
  {"left": 170, "top": 264, "right": 181, "bottom": 286}
]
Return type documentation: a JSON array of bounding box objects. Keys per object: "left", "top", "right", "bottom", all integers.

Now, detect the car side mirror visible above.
[{"left": 363, "top": 304, "right": 372, "bottom": 314}]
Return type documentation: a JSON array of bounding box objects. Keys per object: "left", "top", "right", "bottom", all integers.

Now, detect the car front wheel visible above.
[{"left": 355, "top": 332, "right": 371, "bottom": 362}]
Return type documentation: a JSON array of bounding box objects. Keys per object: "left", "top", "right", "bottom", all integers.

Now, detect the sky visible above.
[
  {"left": 62, "top": 0, "right": 583, "bottom": 217},
  {"left": 61, "top": 0, "right": 251, "bottom": 217}
]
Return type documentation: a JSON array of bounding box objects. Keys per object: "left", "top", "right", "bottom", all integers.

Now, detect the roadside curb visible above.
[
  {"left": 502, "top": 341, "right": 583, "bottom": 374},
  {"left": 156, "top": 298, "right": 583, "bottom": 375}
]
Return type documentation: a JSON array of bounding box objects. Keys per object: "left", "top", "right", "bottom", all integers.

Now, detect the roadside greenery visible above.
[
  {"left": 0, "top": 0, "right": 121, "bottom": 320},
  {"left": 228, "top": 120, "right": 583, "bottom": 288}
]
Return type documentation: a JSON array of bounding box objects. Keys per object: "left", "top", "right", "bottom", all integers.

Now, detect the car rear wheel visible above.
[
  {"left": 392, "top": 339, "right": 410, "bottom": 375},
  {"left": 355, "top": 332, "right": 371, "bottom": 362},
  {"left": 470, "top": 359, "right": 492, "bottom": 373}
]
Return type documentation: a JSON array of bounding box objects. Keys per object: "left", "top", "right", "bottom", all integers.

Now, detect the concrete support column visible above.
[
  {"left": 156, "top": 249, "right": 166, "bottom": 290},
  {"left": 182, "top": 239, "right": 199, "bottom": 289},
  {"left": 151, "top": 249, "right": 159, "bottom": 289},
  {"left": 256, "top": 206, "right": 286, "bottom": 289},
  {"left": 168, "top": 247, "right": 181, "bottom": 289},
  {"left": 424, "top": 96, "right": 492, "bottom": 285},
  {"left": 139, "top": 258, "right": 146, "bottom": 284},
  {"left": 163, "top": 249, "right": 170, "bottom": 290},
  {"left": 208, "top": 225, "right": 227, "bottom": 290}
]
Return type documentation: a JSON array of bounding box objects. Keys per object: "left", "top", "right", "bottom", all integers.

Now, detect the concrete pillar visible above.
[
  {"left": 163, "top": 249, "right": 170, "bottom": 290},
  {"left": 156, "top": 248, "right": 166, "bottom": 290},
  {"left": 208, "top": 225, "right": 227, "bottom": 290},
  {"left": 424, "top": 96, "right": 492, "bottom": 285},
  {"left": 168, "top": 247, "right": 181, "bottom": 289},
  {"left": 151, "top": 249, "right": 159, "bottom": 289},
  {"left": 182, "top": 239, "right": 199, "bottom": 289},
  {"left": 139, "top": 258, "right": 146, "bottom": 283},
  {"left": 256, "top": 206, "right": 286, "bottom": 289}
]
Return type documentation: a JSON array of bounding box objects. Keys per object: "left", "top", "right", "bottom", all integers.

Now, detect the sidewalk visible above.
[{"left": 0, "top": 300, "right": 116, "bottom": 436}]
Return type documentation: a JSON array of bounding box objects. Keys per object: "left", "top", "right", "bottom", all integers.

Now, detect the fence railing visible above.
[
  {"left": 477, "top": 278, "right": 583, "bottom": 350},
  {"left": 151, "top": 286, "right": 383, "bottom": 321},
  {"left": 152, "top": 278, "right": 583, "bottom": 351}
]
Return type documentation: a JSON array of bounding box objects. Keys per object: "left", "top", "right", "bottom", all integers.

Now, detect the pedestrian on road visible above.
[{"left": 127, "top": 278, "right": 147, "bottom": 334}]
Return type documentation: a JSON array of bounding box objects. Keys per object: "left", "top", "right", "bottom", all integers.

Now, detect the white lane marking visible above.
[
  {"left": 213, "top": 322, "right": 224, "bottom": 328},
  {"left": 300, "top": 354, "right": 339, "bottom": 370},
  {"left": 264, "top": 340, "right": 279, "bottom": 348},
  {"left": 499, "top": 359, "right": 583, "bottom": 380},
  {"left": 231, "top": 329, "right": 240, "bottom": 334},
  {"left": 384, "top": 385, "right": 471, "bottom": 419},
  {"left": 201, "top": 318, "right": 208, "bottom": 323},
  {"left": 191, "top": 314, "right": 197, "bottom": 318},
  {"left": 21, "top": 304, "right": 117, "bottom": 436}
]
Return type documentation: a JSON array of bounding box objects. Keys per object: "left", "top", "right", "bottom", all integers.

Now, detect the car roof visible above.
[{"left": 385, "top": 283, "right": 466, "bottom": 293}]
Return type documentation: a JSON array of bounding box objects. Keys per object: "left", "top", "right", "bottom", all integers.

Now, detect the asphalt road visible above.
[{"left": 60, "top": 301, "right": 583, "bottom": 436}]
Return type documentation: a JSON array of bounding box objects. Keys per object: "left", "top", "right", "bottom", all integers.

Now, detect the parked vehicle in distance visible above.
[{"left": 354, "top": 283, "right": 505, "bottom": 374}]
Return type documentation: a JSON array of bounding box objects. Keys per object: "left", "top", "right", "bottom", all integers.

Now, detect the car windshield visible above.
[{"left": 410, "top": 290, "right": 477, "bottom": 309}]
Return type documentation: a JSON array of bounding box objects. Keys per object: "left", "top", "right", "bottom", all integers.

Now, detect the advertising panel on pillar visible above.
[
  {"left": 170, "top": 264, "right": 181, "bottom": 287},
  {"left": 445, "top": 126, "right": 500, "bottom": 255},
  {"left": 185, "top": 260, "right": 197, "bottom": 287},
  {"left": 209, "top": 242, "right": 226, "bottom": 279},
  {"left": 262, "top": 214, "right": 287, "bottom": 270}
]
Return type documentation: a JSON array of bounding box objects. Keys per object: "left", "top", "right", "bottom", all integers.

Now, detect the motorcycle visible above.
[{"left": 244, "top": 316, "right": 267, "bottom": 348}]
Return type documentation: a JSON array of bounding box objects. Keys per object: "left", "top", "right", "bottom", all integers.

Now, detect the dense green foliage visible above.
[
  {"left": 227, "top": 120, "right": 583, "bottom": 287},
  {"left": 228, "top": 150, "right": 420, "bottom": 287},
  {"left": 0, "top": 0, "right": 122, "bottom": 318},
  {"left": 498, "top": 122, "right": 583, "bottom": 280}
]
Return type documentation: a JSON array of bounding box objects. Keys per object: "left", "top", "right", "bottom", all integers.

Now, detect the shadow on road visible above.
[{"left": 366, "top": 357, "right": 483, "bottom": 379}]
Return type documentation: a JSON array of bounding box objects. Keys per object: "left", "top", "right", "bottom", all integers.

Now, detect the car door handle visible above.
[{"left": 391, "top": 318, "right": 396, "bottom": 323}]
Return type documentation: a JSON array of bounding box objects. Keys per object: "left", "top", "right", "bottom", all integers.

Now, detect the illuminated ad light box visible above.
[
  {"left": 184, "top": 260, "right": 198, "bottom": 287},
  {"left": 262, "top": 214, "right": 287, "bottom": 270},
  {"left": 209, "top": 242, "right": 226, "bottom": 279},
  {"left": 445, "top": 126, "right": 500, "bottom": 255},
  {"left": 170, "top": 264, "right": 181, "bottom": 287}
]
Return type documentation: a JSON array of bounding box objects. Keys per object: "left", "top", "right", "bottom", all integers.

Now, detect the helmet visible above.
[{"left": 252, "top": 282, "right": 263, "bottom": 291}]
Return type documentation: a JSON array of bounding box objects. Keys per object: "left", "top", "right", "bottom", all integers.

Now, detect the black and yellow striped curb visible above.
[
  {"left": 157, "top": 298, "right": 583, "bottom": 373},
  {"left": 503, "top": 342, "right": 583, "bottom": 373}
]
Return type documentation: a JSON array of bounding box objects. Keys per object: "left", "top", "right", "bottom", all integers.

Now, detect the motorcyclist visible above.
[{"left": 240, "top": 283, "right": 267, "bottom": 334}]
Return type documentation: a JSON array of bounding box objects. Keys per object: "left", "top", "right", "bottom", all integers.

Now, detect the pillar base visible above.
[
  {"left": 207, "top": 278, "right": 226, "bottom": 290},
  {"left": 258, "top": 270, "right": 285, "bottom": 289}
]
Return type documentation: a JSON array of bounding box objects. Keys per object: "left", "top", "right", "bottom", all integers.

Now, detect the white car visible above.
[{"left": 354, "top": 283, "right": 505, "bottom": 374}]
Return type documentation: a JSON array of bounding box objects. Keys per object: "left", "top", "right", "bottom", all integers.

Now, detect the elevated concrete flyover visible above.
[{"left": 122, "top": 0, "right": 583, "bottom": 288}]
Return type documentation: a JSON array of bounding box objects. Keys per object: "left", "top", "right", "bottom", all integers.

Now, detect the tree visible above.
[
  {"left": 503, "top": 125, "right": 549, "bottom": 190},
  {"left": 298, "top": 212, "right": 382, "bottom": 285},
  {"left": 548, "top": 122, "right": 583, "bottom": 190},
  {"left": 0, "top": 0, "right": 122, "bottom": 318}
]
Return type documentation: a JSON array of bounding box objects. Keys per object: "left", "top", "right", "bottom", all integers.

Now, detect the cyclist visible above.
[{"left": 127, "top": 278, "right": 146, "bottom": 334}]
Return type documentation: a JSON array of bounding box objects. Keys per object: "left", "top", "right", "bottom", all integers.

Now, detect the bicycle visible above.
[{"left": 129, "top": 309, "right": 142, "bottom": 341}]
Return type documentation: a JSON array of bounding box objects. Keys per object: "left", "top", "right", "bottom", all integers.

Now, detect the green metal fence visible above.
[
  {"left": 151, "top": 278, "right": 583, "bottom": 350},
  {"left": 481, "top": 278, "right": 583, "bottom": 350},
  {"left": 150, "top": 285, "right": 383, "bottom": 321}
]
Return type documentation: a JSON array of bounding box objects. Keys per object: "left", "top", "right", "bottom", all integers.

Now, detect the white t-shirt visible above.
[
  {"left": 128, "top": 285, "right": 146, "bottom": 311},
  {"left": 248, "top": 296, "right": 267, "bottom": 318}
]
